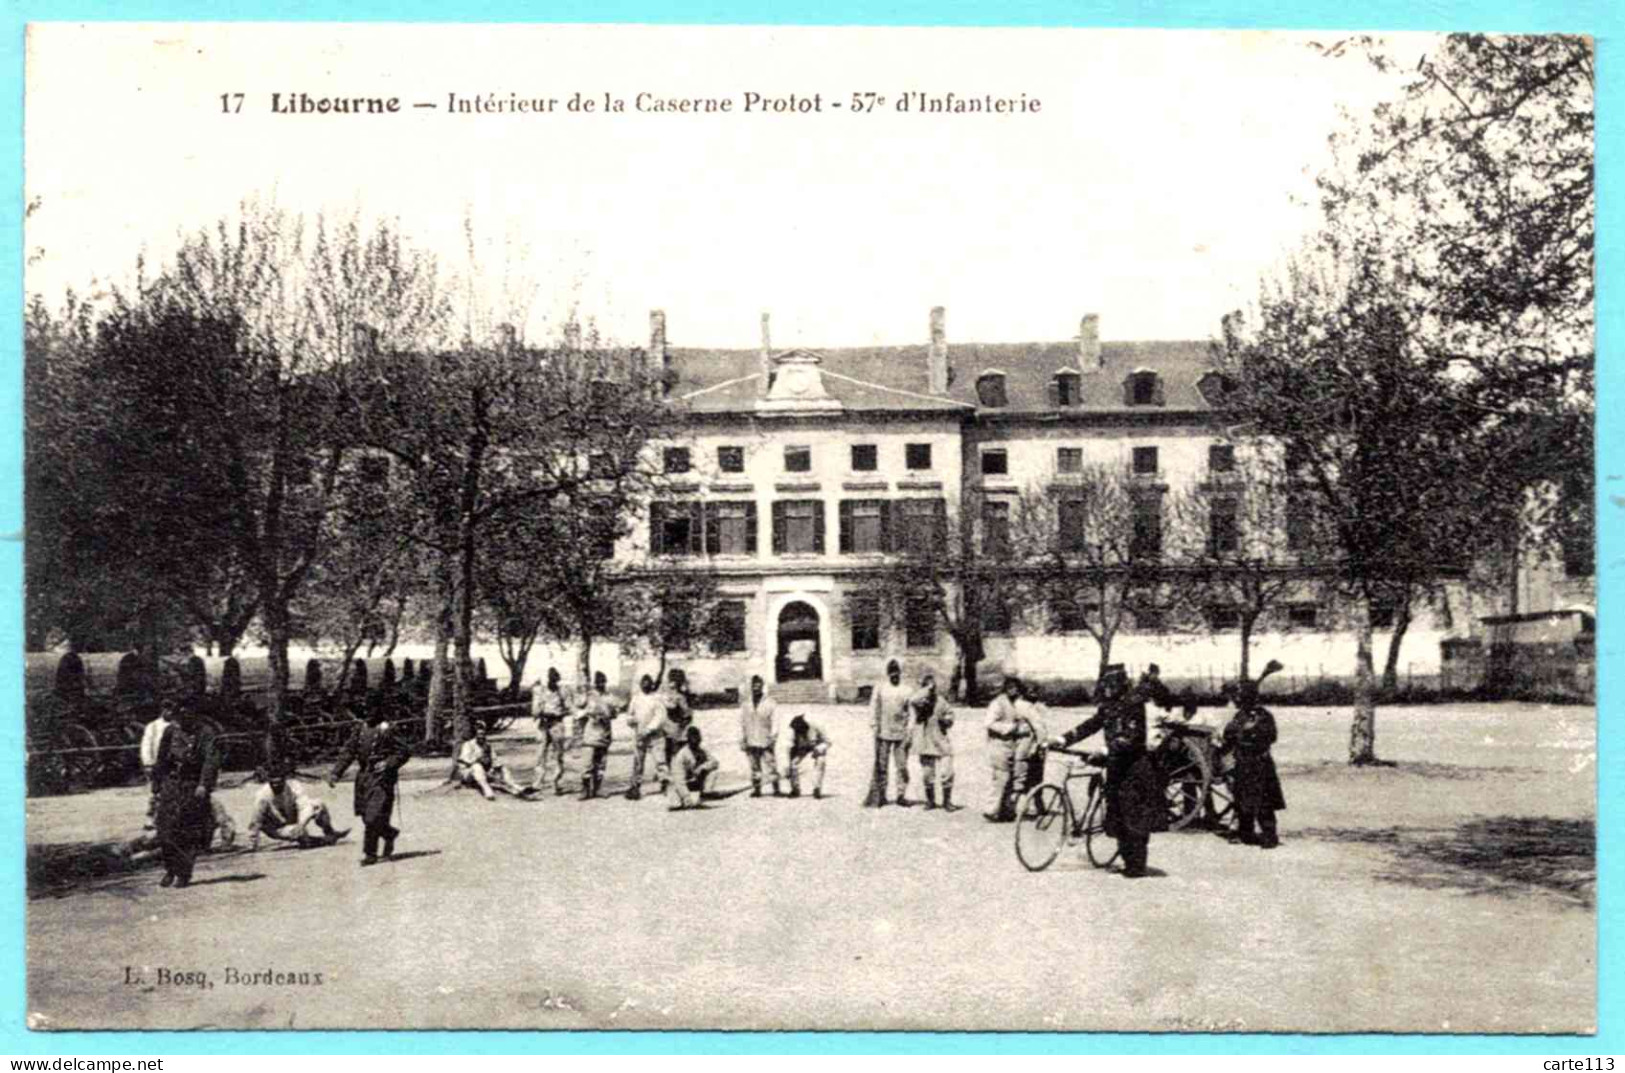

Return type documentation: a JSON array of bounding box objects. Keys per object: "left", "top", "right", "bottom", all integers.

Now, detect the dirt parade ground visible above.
[{"left": 25, "top": 700, "right": 1595, "bottom": 1034}]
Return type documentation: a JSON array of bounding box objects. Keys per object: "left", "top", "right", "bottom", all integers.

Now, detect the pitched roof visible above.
[{"left": 666, "top": 338, "right": 1220, "bottom": 416}]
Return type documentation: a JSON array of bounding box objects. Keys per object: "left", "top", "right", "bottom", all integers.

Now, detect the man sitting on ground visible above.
[
  {"left": 668, "top": 726, "right": 720, "bottom": 811},
  {"left": 248, "top": 763, "right": 349, "bottom": 850},
  {"left": 457, "top": 726, "right": 532, "bottom": 800}
]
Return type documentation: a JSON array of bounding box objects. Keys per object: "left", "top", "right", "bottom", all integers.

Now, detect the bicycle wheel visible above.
[
  {"left": 1159, "top": 735, "right": 1210, "bottom": 832},
  {"left": 1014, "top": 783, "right": 1071, "bottom": 873},
  {"left": 1082, "top": 780, "right": 1120, "bottom": 868},
  {"left": 1207, "top": 772, "right": 1237, "bottom": 834}
]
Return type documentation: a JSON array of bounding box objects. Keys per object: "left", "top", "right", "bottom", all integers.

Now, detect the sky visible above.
[{"left": 23, "top": 25, "right": 1430, "bottom": 350}]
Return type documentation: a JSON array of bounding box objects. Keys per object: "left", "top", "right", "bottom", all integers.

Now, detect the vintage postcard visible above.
[{"left": 21, "top": 24, "right": 1595, "bottom": 1033}]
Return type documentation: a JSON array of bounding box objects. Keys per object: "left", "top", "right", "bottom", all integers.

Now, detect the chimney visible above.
[
  {"left": 649, "top": 309, "right": 668, "bottom": 387},
  {"left": 564, "top": 321, "right": 582, "bottom": 351},
  {"left": 1078, "top": 313, "right": 1102, "bottom": 371},
  {"left": 759, "top": 312, "right": 774, "bottom": 396},
  {"left": 928, "top": 306, "right": 949, "bottom": 394}
]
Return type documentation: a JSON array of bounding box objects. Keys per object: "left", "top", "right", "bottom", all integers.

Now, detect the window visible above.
[
  {"left": 1132, "top": 446, "right": 1159, "bottom": 476},
  {"left": 1127, "top": 371, "right": 1161, "bottom": 406},
  {"left": 1207, "top": 606, "right": 1241, "bottom": 631},
  {"left": 717, "top": 446, "right": 745, "bottom": 474},
  {"left": 1131, "top": 492, "right": 1163, "bottom": 560},
  {"left": 906, "top": 597, "right": 936, "bottom": 649},
  {"left": 905, "top": 443, "right": 933, "bottom": 471},
  {"left": 980, "top": 597, "right": 1013, "bottom": 635},
  {"left": 1059, "top": 497, "right": 1088, "bottom": 553},
  {"left": 1208, "top": 497, "right": 1239, "bottom": 555},
  {"left": 588, "top": 501, "right": 617, "bottom": 560},
  {"left": 784, "top": 446, "right": 812, "bottom": 473},
  {"left": 1370, "top": 597, "right": 1399, "bottom": 629},
  {"left": 975, "top": 372, "right": 1008, "bottom": 408},
  {"left": 1286, "top": 498, "right": 1313, "bottom": 552},
  {"left": 713, "top": 601, "right": 748, "bottom": 653},
  {"left": 1051, "top": 372, "right": 1081, "bottom": 407},
  {"left": 1135, "top": 608, "right": 1166, "bottom": 632},
  {"left": 649, "top": 502, "right": 702, "bottom": 556},
  {"left": 981, "top": 449, "right": 1009, "bottom": 477},
  {"left": 705, "top": 501, "right": 758, "bottom": 556},
  {"left": 839, "top": 500, "right": 889, "bottom": 554},
  {"left": 1057, "top": 447, "right": 1083, "bottom": 474},
  {"left": 663, "top": 447, "right": 691, "bottom": 475},
  {"left": 772, "top": 500, "right": 825, "bottom": 555},
  {"left": 1051, "top": 593, "right": 1095, "bottom": 632},
  {"left": 849, "top": 598, "right": 881, "bottom": 652},
  {"left": 982, "top": 500, "right": 1011, "bottom": 557},
  {"left": 1287, "top": 604, "right": 1319, "bottom": 629},
  {"left": 897, "top": 498, "right": 947, "bottom": 554},
  {"left": 850, "top": 444, "right": 877, "bottom": 472},
  {"left": 1209, "top": 445, "right": 1235, "bottom": 474},
  {"left": 358, "top": 456, "right": 389, "bottom": 484}
]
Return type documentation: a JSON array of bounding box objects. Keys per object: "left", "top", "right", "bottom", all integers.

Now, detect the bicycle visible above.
[{"left": 1013, "top": 746, "right": 1118, "bottom": 872}]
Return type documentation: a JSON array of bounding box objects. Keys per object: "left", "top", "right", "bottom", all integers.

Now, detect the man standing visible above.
[
  {"left": 865, "top": 659, "right": 914, "bottom": 807},
  {"left": 330, "top": 708, "right": 413, "bottom": 867},
  {"left": 625, "top": 674, "right": 665, "bottom": 801},
  {"left": 1047, "top": 664, "right": 1164, "bottom": 878},
  {"left": 248, "top": 763, "right": 348, "bottom": 849},
  {"left": 739, "top": 675, "right": 781, "bottom": 798},
  {"left": 137, "top": 702, "right": 172, "bottom": 827},
  {"left": 785, "top": 715, "right": 830, "bottom": 799},
  {"left": 659, "top": 668, "right": 695, "bottom": 776},
  {"left": 911, "top": 672, "right": 960, "bottom": 812},
  {"left": 668, "top": 725, "right": 719, "bottom": 811},
  {"left": 984, "top": 676, "right": 1029, "bottom": 822},
  {"left": 575, "top": 672, "right": 618, "bottom": 800},
  {"left": 152, "top": 700, "right": 220, "bottom": 889},
  {"left": 529, "top": 668, "right": 571, "bottom": 795}
]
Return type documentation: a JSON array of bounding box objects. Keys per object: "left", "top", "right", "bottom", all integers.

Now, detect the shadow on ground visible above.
[{"left": 1300, "top": 815, "right": 1594, "bottom": 907}]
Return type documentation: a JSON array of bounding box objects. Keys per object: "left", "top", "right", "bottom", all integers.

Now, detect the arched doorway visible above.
[{"left": 776, "top": 601, "right": 823, "bottom": 682}]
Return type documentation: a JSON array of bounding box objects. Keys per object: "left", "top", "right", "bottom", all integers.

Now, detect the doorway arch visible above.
[{"left": 776, "top": 601, "right": 823, "bottom": 682}]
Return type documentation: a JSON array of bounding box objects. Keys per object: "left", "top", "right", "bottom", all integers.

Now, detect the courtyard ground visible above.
[{"left": 24, "top": 700, "right": 1595, "bottom": 1033}]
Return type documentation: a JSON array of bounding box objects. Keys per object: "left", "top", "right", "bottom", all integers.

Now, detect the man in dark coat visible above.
[
  {"left": 329, "top": 707, "right": 413, "bottom": 866},
  {"left": 1222, "top": 681, "right": 1285, "bottom": 848},
  {"left": 1048, "top": 665, "right": 1165, "bottom": 878},
  {"left": 152, "top": 700, "right": 221, "bottom": 889}
]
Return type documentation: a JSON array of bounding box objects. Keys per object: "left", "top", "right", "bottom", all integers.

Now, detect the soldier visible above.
[
  {"left": 137, "top": 701, "right": 172, "bottom": 827},
  {"left": 1222, "top": 662, "right": 1286, "bottom": 848},
  {"left": 247, "top": 762, "right": 348, "bottom": 849},
  {"left": 911, "top": 672, "right": 960, "bottom": 812},
  {"left": 668, "top": 725, "right": 719, "bottom": 811},
  {"left": 1047, "top": 664, "right": 1165, "bottom": 878},
  {"left": 1014, "top": 682, "right": 1052, "bottom": 801},
  {"left": 624, "top": 674, "right": 665, "bottom": 801},
  {"left": 529, "top": 668, "right": 571, "bottom": 795},
  {"left": 865, "top": 659, "right": 915, "bottom": 807},
  {"left": 786, "top": 715, "right": 830, "bottom": 799},
  {"left": 329, "top": 706, "right": 413, "bottom": 867},
  {"left": 575, "top": 672, "right": 618, "bottom": 800},
  {"left": 739, "top": 675, "right": 781, "bottom": 797},
  {"left": 984, "top": 676, "right": 1033, "bottom": 822},
  {"left": 151, "top": 700, "right": 220, "bottom": 889},
  {"left": 659, "top": 668, "right": 695, "bottom": 776}
]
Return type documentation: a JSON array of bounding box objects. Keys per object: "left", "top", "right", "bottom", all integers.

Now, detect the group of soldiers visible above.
[{"left": 133, "top": 653, "right": 1285, "bottom": 884}]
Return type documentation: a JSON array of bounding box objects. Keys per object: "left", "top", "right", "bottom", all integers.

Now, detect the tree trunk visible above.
[
  {"left": 263, "top": 599, "right": 292, "bottom": 725},
  {"left": 1238, "top": 612, "right": 1256, "bottom": 681},
  {"left": 1349, "top": 598, "right": 1379, "bottom": 764},
  {"left": 1381, "top": 600, "right": 1413, "bottom": 693},
  {"left": 961, "top": 652, "right": 980, "bottom": 706},
  {"left": 425, "top": 593, "right": 451, "bottom": 744}
]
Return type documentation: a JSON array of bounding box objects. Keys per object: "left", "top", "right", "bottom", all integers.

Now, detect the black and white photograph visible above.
[{"left": 21, "top": 25, "right": 1596, "bottom": 1033}]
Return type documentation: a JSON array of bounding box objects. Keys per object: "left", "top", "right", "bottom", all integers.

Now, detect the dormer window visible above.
[
  {"left": 1196, "top": 371, "right": 1238, "bottom": 408},
  {"left": 1125, "top": 371, "right": 1163, "bottom": 407},
  {"left": 975, "top": 371, "right": 1009, "bottom": 408},
  {"left": 1050, "top": 371, "right": 1082, "bottom": 407}
]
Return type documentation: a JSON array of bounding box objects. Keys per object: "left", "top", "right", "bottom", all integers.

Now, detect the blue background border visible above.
[{"left": 0, "top": 0, "right": 1617, "bottom": 1055}]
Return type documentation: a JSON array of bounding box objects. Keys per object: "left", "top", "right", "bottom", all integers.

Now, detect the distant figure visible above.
[
  {"left": 247, "top": 763, "right": 348, "bottom": 849},
  {"left": 138, "top": 702, "right": 173, "bottom": 826},
  {"left": 739, "top": 675, "right": 781, "bottom": 798},
  {"left": 625, "top": 674, "right": 664, "bottom": 801},
  {"left": 574, "top": 672, "right": 618, "bottom": 800},
  {"left": 330, "top": 707, "right": 413, "bottom": 866},
  {"left": 866, "top": 660, "right": 914, "bottom": 807},
  {"left": 530, "top": 668, "right": 571, "bottom": 795},
  {"left": 152, "top": 701, "right": 221, "bottom": 889},
  {"left": 659, "top": 668, "right": 695, "bottom": 775},
  {"left": 1222, "top": 660, "right": 1286, "bottom": 849},
  {"left": 668, "top": 725, "right": 719, "bottom": 811},
  {"left": 984, "top": 676, "right": 1033, "bottom": 822},
  {"left": 910, "top": 673, "right": 960, "bottom": 812},
  {"left": 786, "top": 715, "right": 830, "bottom": 799}
]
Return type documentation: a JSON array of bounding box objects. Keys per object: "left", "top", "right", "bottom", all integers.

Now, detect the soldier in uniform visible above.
[
  {"left": 152, "top": 700, "right": 221, "bottom": 889},
  {"left": 866, "top": 660, "right": 915, "bottom": 807},
  {"left": 1222, "top": 664, "right": 1286, "bottom": 848},
  {"left": 786, "top": 715, "right": 830, "bottom": 799},
  {"left": 668, "top": 725, "right": 719, "bottom": 811},
  {"left": 911, "top": 672, "right": 960, "bottom": 812},
  {"left": 575, "top": 672, "right": 618, "bottom": 800},
  {"left": 329, "top": 707, "right": 413, "bottom": 866},
  {"left": 739, "top": 675, "right": 782, "bottom": 797},
  {"left": 624, "top": 674, "right": 665, "bottom": 800},
  {"left": 529, "top": 668, "right": 571, "bottom": 795},
  {"left": 1047, "top": 664, "right": 1165, "bottom": 877},
  {"left": 659, "top": 668, "right": 695, "bottom": 775},
  {"left": 984, "top": 676, "right": 1034, "bottom": 822}
]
